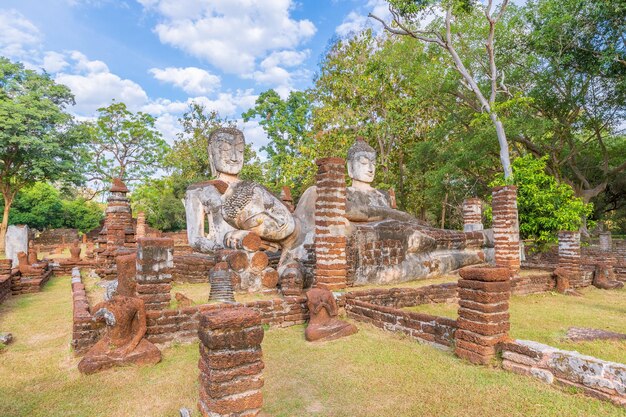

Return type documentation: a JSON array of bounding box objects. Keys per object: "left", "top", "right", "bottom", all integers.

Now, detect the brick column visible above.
[
  {"left": 314, "top": 157, "right": 347, "bottom": 291},
  {"left": 463, "top": 198, "right": 483, "bottom": 232},
  {"left": 455, "top": 266, "right": 511, "bottom": 365},
  {"left": 136, "top": 212, "right": 146, "bottom": 238},
  {"left": 558, "top": 231, "right": 581, "bottom": 287},
  {"left": 198, "top": 307, "right": 264, "bottom": 417},
  {"left": 136, "top": 238, "right": 173, "bottom": 311},
  {"left": 492, "top": 186, "right": 520, "bottom": 271},
  {"left": 599, "top": 232, "right": 612, "bottom": 252}
]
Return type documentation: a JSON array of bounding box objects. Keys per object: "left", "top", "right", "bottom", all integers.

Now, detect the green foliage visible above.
[
  {"left": 83, "top": 101, "right": 169, "bottom": 185},
  {"left": 1, "top": 182, "right": 103, "bottom": 233},
  {"left": 242, "top": 89, "right": 314, "bottom": 198},
  {"left": 61, "top": 198, "right": 103, "bottom": 234},
  {"left": 131, "top": 178, "right": 186, "bottom": 232},
  {"left": 491, "top": 155, "right": 593, "bottom": 244},
  {"left": 0, "top": 57, "right": 85, "bottom": 238}
]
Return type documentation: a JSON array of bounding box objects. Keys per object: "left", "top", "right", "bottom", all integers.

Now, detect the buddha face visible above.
[
  {"left": 223, "top": 182, "right": 295, "bottom": 242},
  {"left": 209, "top": 129, "right": 245, "bottom": 176},
  {"left": 348, "top": 151, "right": 376, "bottom": 184}
]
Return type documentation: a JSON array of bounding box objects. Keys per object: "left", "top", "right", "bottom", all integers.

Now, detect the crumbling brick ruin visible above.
[{"left": 197, "top": 307, "right": 264, "bottom": 417}]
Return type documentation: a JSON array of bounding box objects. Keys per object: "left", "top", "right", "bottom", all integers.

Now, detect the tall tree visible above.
[
  {"left": 371, "top": 0, "right": 516, "bottom": 179},
  {"left": 0, "top": 58, "right": 83, "bottom": 250},
  {"left": 242, "top": 89, "right": 314, "bottom": 197},
  {"left": 84, "top": 101, "right": 168, "bottom": 189}
]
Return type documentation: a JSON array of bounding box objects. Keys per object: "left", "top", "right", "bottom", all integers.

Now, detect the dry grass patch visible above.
[
  {"left": 405, "top": 286, "right": 626, "bottom": 363},
  {"left": 345, "top": 275, "right": 458, "bottom": 293},
  {"left": 170, "top": 282, "right": 279, "bottom": 309}
]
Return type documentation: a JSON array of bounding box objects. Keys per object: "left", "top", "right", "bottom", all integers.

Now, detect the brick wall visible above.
[
  {"left": 345, "top": 283, "right": 458, "bottom": 308},
  {"left": 463, "top": 198, "right": 483, "bottom": 232},
  {"left": 502, "top": 340, "right": 626, "bottom": 407},
  {"left": 345, "top": 299, "right": 457, "bottom": 348},
  {"left": 145, "top": 296, "right": 307, "bottom": 346},
  {"left": 510, "top": 271, "right": 555, "bottom": 295},
  {"left": 71, "top": 272, "right": 103, "bottom": 354},
  {"left": 0, "top": 260, "right": 11, "bottom": 304},
  {"left": 172, "top": 253, "right": 215, "bottom": 283},
  {"left": 492, "top": 185, "right": 521, "bottom": 271}
]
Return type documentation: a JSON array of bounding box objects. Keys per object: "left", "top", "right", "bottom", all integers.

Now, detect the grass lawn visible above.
[
  {"left": 170, "top": 282, "right": 279, "bottom": 308},
  {"left": 405, "top": 286, "right": 626, "bottom": 363},
  {"left": 0, "top": 276, "right": 624, "bottom": 417}
]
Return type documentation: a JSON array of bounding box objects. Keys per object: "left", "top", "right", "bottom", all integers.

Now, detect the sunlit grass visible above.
[
  {"left": 0, "top": 276, "right": 624, "bottom": 416},
  {"left": 405, "top": 286, "right": 626, "bottom": 363}
]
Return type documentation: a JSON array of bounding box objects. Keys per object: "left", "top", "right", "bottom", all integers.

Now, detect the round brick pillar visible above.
[
  {"left": 558, "top": 230, "right": 581, "bottom": 286},
  {"left": 491, "top": 186, "right": 520, "bottom": 271},
  {"left": 463, "top": 198, "right": 483, "bottom": 232}
]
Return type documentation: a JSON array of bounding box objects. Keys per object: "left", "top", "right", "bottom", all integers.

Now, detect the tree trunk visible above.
[
  {"left": 490, "top": 113, "right": 513, "bottom": 180},
  {"left": 440, "top": 191, "right": 448, "bottom": 229},
  {"left": 0, "top": 194, "right": 13, "bottom": 253}
]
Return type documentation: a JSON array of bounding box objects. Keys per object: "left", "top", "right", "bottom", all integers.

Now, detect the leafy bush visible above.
[{"left": 491, "top": 155, "right": 593, "bottom": 244}]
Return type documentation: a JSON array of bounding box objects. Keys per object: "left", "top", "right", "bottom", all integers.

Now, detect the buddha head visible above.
[
  {"left": 222, "top": 181, "right": 295, "bottom": 242},
  {"left": 347, "top": 137, "right": 376, "bottom": 186},
  {"left": 208, "top": 127, "right": 245, "bottom": 178}
]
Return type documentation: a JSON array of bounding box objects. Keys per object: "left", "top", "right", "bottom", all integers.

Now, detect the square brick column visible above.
[
  {"left": 455, "top": 266, "right": 512, "bottom": 365},
  {"left": 598, "top": 231, "right": 612, "bottom": 252},
  {"left": 492, "top": 186, "right": 520, "bottom": 271},
  {"left": 463, "top": 198, "right": 483, "bottom": 232},
  {"left": 314, "top": 157, "right": 348, "bottom": 291},
  {"left": 198, "top": 307, "right": 264, "bottom": 417},
  {"left": 558, "top": 231, "right": 581, "bottom": 287},
  {"left": 136, "top": 238, "right": 174, "bottom": 311}
]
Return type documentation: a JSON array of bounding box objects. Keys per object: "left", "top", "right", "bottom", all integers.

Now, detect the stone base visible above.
[
  {"left": 78, "top": 338, "right": 161, "bottom": 374},
  {"left": 305, "top": 319, "right": 358, "bottom": 342}
]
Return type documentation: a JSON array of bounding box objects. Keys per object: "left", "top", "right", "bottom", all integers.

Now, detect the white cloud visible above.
[
  {"left": 0, "top": 9, "right": 42, "bottom": 60},
  {"left": 150, "top": 66, "right": 221, "bottom": 95},
  {"left": 42, "top": 51, "right": 69, "bottom": 73},
  {"left": 336, "top": 0, "right": 392, "bottom": 37},
  {"left": 140, "top": 0, "right": 316, "bottom": 74},
  {"left": 55, "top": 51, "right": 148, "bottom": 115},
  {"left": 241, "top": 119, "right": 269, "bottom": 154},
  {"left": 245, "top": 49, "right": 310, "bottom": 98},
  {"left": 141, "top": 89, "right": 258, "bottom": 119}
]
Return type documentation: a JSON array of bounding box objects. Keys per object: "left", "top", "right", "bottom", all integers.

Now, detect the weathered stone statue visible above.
[
  {"left": 295, "top": 138, "right": 491, "bottom": 286},
  {"left": 185, "top": 128, "right": 296, "bottom": 253},
  {"left": 305, "top": 288, "right": 357, "bottom": 342},
  {"left": 69, "top": 239, "right": 82, "bottom": 262},
  {"left": 17, "top": 251, "right": 44, "bottom": 275},
  {"left": 345, "top": 138, "right": 421, "bottom": 224},
  {"left": 78, "top": 255, "right": 161, "bottom": 374}
]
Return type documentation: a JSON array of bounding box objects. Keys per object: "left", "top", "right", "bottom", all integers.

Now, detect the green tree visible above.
[
  {"left": 491, "top": 155, "right": 593, "bottom": 245},
  {"left": 370, "top": 0, "right": 523, "bottom": 180},
  {"left": 131, "top": 178, "right": 186, "bottom": 232},
  {"left": 61, "top": 198, "right": 103, "bottom": 233},
  {"left": 0, "top": 57, "right": 83, "bottom": 250},
  {"left": 242, "top": 89, "right": 314, "bottom": 197},
  {"left": 84, "top": 101, "right": 168, "bottom": 188},
  {"left": 8, "top": 182, "right": 64, "bottom": 230}
]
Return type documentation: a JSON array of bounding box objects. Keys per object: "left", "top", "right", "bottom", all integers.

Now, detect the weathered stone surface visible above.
[
  {"left": 0, "top": 332, "right": 13, "bottom": 345},
  {"left": 565, "top": 327, "right": 626, "bottom": 342},
  {"left": 5, "top": 225, "right": 29, "bottom": 268},
  {"left": 305, "top": 288, "right": 357, "bottom": 342}
]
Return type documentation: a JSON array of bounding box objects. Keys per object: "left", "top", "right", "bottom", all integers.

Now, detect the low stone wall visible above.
[
  {"left": 510, "top": 271, "right": 555, "bottom": 295},
  {"left": 345, "top": 283, "right": 458, "bottom": 308},
  {"left": 0, "top": 260, "right": 12, "bottom": 304},
  {"left": 11, "top": 269, "right": 52, "bottom": 295},
  {"left": 145, "top": 296, "right": 307, "bottom": 346},
  {"left": 502, "top": 340, "right": 626, "bottom": 407},
  {"left": 345, "top": 299, "right": 457, "bottom": 348},
  {"left": 53, "top": 259, "right": 97, "bottom": 276},
  {"left": 172, "top": 253, "right": 215, "bottom": 284},
  {"left": 71, "top": 275, "right": 103, "bottom": 355},
  {"left": 34, "top": 228, "right": 79, "bottom": 246}
]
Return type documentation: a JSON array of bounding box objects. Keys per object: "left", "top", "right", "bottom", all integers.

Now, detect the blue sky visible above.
[{"left": 0, "top": 0, "right": 393, "bottom": 152}]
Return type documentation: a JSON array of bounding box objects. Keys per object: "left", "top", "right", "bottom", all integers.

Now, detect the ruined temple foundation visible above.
[
  {"left": 197, "top": 307, "right": 264, "bottom": 417},
  {"left": 455, "top": 266, "right": 512, "bottom": 365},
  {"left": 314, "top": 157, "right": 348, "bottom": 291},
  {"left": 558, "top": 231, "right": 582, "bottom": 287},
  {"left": 492, "top": 186, "right": 520, "bottom": 272},
  {"left": 136, "top": 238, "right": 174, "bottom": 311},
  {"left": 463, "top": 198, "right": 483, "bottom": 232}
]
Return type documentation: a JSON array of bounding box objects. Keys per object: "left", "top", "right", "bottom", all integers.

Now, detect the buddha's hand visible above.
[{"left": 223, "top": 230, "right": 251, "bottom": 249}]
